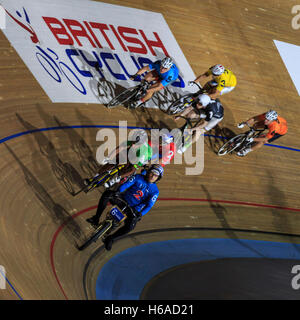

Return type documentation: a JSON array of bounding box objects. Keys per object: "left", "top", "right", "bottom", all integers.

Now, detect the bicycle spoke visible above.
[{"left": 107, "top": 87, "right": 139, "bottom": 108}]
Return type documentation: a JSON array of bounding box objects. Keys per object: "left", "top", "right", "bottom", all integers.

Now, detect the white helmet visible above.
[
  {"left": 161, "top": 57, "right": 173, "bottom": 69},
  {"left": 131, "top": 129, "right": 148, "bottom": 143},
  {"left": 265, "top": 110, "right": 278, "bottom": 121},
  {"left": 198, "top": 94, "right": 211, "bottom": 107},
  {"left": 211, "top": 64, "right": 225, "bottom": 76},
  {"left": 161, "top": 133, "right": 173, "bottom": 145}
]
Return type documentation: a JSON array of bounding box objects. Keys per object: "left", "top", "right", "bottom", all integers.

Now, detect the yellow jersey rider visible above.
[{"left": 192, "top": 64, "right": 237, "bottom": 99}]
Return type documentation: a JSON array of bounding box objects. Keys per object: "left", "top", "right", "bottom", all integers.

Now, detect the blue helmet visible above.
[{"left": 148, "top": 164, "right": 164, "bottom": 181}]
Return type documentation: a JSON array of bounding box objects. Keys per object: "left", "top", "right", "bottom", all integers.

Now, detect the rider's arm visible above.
[
  {"left": 134, "top": 65, "right": 150, "bottom": 77},
  {"left": 138, "top": 192, "right": 159, "bottom": 216},
  {"left": 149, "top": 81, "right": 164, "bottom": 90},
  {"left": 178, "top": 105, "right": 194, "bottom": 118},
  {"left": 117, "top": 175, "right": 136, "bottom": 193},
  {"left": 194, "top": 71, "right": 210, "bottom": 83}
]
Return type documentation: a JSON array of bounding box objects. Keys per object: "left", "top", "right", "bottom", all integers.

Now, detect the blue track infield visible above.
[{"left": 95, "top": 238, "right": 300, "bottom": 300}]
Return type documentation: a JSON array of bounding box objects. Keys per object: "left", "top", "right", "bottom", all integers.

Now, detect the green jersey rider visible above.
[{"left": 84, "top": 129, "right": 152, "bottom": 188}]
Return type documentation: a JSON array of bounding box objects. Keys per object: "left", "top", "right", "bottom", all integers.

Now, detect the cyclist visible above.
[
  {"left": 86, "top": 164, "right": 163, "bottom": 251},
  {"left": 236, "top": 110, "right": 288, "bottom": 157},
  {"left": 191, "top": 64, "right": 236, "bottom": 99},
  {"left": 149, "top": 133, "right": 176, "bottom": 167},
  {"left": 84, "top": 129, "right": 153, "bottom": 188},
  {"left": 175, "top": 94, "right": 224, "bottom": 153},
  {"left": 129, "top": 56, "right": 179, "bottom": 108}
]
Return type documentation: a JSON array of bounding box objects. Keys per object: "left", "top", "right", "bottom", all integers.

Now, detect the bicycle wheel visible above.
[
  {"left": 77, "top": 221, "right": 112, "bottom": 251},
  {"left": 107, "top": 86, "right": 140, "bottom": 108},
  {"left": 217, "top": 134, "right": 246, "bottom": 156},
  {"left": 167, "top": 94, "right": 195, "bottom": 115}
]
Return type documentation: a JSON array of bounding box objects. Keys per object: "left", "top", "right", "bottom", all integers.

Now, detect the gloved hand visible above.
[
  {"left": 237, "top": 122, "right": 245, "bottom": 129},
  {"left": 129, "top": 74, "right": 139, "bottom": 80}
]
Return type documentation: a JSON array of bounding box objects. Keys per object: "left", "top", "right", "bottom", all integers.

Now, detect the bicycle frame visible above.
[
  {"left": 73, "top": 163, "right": 127, "bottom": 196},
  {"left": 217, "top": 123, "right": 266, "bottom": 156},
  {"left": 77, "top": 196, "right": 133, "bottom": 250}
]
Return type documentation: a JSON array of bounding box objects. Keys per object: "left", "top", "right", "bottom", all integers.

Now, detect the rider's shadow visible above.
[
  {"left": 201, "top": 185, "right": 265, "bottom": 257},
  {"left": 16, "top": 112, "right": 83, "bottom": 195},
  {"left": 53, "top": 114, "right": 100, "bottom": 179},
  {"left": 4, "top": 143, "right": 84, "bottom": 245},
  {"left": 205, "top": 125, "right": 237, "bottom": 154},
  {"left": 69, "top": 45, "right": 131, "bottom": 105}
]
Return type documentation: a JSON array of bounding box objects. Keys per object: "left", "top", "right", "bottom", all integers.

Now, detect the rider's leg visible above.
[
  {"left": 239, "top": 133, "right": 284, "bottom": 156},
  {"left": 103, "top": 214, "right": 140, "bottom": 250},
  {"left": 140, "top": 82, "right": 163, "bottom": 103},
  {"left": 203, "top": 81, "right": 216, "bottom": 92},
  {"left": 219, "top": 86, "right": 235, "bottom": 95},
  {"left": 144, "top": 70, "right": 159, "bottom": 83},
  {"left": 86, "top": 189, "right": 115, "bottom": 225}
]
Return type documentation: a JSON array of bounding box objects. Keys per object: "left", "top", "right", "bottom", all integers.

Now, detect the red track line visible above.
[
  {"left": 50, "top": 207, "right": 96, "bottom": 300},
  {"left": 159, "top": 198, "right": 300, "bottom": 212},
  {"left": 50, "top": 197, "right": 300, "bottom": 300}
]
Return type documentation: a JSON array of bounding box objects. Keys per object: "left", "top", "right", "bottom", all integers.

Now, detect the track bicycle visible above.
[
  {"left": 173, "top": 115, "right": 204, "bottom": 152},
  {"left": 73, "top": 163, "right": 128, "bottom": 196},
  {"left": 217, "top": 123, "right": 265, "bottom": 156},
  {"left": 77, "top": 196, "right": 135, "bottom": 251},
  {"left": 166, "top": 81, "right": 207, "bottom": 115},
  {"left": 106, "top": 78, "right": 150, "bottom": 109}
]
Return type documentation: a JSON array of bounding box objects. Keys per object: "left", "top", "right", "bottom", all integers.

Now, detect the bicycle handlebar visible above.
[
  {"left": 243, "top": 122, "right": 266, "bottom": 132},
  {"left": 109, "top": 193, "right": 138, "bottom": 218},
  {"left": 189, "top": 81, "right": 203, "bottom": 91}
]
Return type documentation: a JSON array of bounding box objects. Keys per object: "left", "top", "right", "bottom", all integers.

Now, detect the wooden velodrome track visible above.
[{"left": 1, "top": 0, "right": 300, "bottom": 300}]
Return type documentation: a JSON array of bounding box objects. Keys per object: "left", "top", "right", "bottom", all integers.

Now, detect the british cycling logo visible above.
[
  {"left": 4, "top": 7, "right": 88, "bottom": 95},
  {"left": 3, "top": 6, "right": 185, "bottom": 103}
]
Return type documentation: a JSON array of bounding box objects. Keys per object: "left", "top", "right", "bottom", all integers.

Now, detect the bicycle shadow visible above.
[
  {"left": 130, "top": 107, "right": 172, "bottom": 130},
  {"left": 205, "top": 125, "right": 237, "bottom": 155},
  {"left": 69, "top": 46, "right": 129, "bottom": 106},
  {"left": 53, "top": 115, "right": 100, "bottom": 178},
  {"left": 265, "top": 170, "right": 294, "bottom": 234},
  {"left": 69, "top": 45, "right": 188, "bottom": 111},
  {"left": 4, "top": 143, "right": 84, "bottom": 246},
  {"left": 16, "top": 112, "right": 83, "bottom": 195},
  {"left": 201, "top": 185, "right": 266, "bottom": 257}
]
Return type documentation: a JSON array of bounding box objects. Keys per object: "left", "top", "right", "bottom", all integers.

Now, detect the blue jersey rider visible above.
[
  {"left": 129, "top": 56, "right": 179, "bottom": 108},
  {"left": 86, "top": 164, "right": 164, "bottom": 251}
]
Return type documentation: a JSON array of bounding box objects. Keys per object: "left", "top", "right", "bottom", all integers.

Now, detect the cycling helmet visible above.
[
  {"left": 211, "top": 64, "right": 225, "bottom": 76},
  {"left": 148, "top": 164, "right": 164, "bottom": 181},
  {"left": 198, "top": 94, "right": 211, "bottom": 107},
  {"left": 161, "top": 57, "right": 173, "bottom": 69},
  {"left": 265, "top": 110, "right": 278, "bottom": 121},
  {"left": 131, "top": 129, "right": 148, "bottom": 143},
  {"left": 161, "top": 133, "right": 174, "bottom": 145}
]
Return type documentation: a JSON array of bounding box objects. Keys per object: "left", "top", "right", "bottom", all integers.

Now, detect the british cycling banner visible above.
[{"left": 1, "top": 0, "right": 196, "bottom": 107}]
